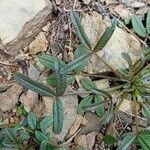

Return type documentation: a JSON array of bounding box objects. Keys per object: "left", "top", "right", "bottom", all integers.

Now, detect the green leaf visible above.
[
  {"left": 78, "top": 95, "right": 93, "bottom": 114},
  {"left": 141, "top": 104, "right": 150, "bottom": 118},
  {"left": 80, "top": 78, "right": 96, "bottom": 91},
  {"left": 100, "top": 104, "right": 113, "bottom": 125},
  {"left": 138, "top": 132, "right": 150, "bottom": 150},
  {"left": 40, "top": 140, "right": 48, "bottom": 150},
  {"left": 40, "top": 116, "right": 53, "bottom": 134},
  {"left": 47, "top": 74, "right": 75, "bottom": 87},
  {"left": 53, "top": 97, "right": 63, "bottom": 134},
  {"left": 74, "top": 44, "right": 88, "bottom": 74},
  {"left": 70, "top": 11, "right": 91, "bottom": 49},
  {"left": 19, "top": 130, "right": 30, "bottom": 142},
  {"left": 60, "top": 53, "right": 91, "bottom": 74},
  {"left": 16, "top": 104, "right": 27, "bottom": 116},
  {"left": 93, "top": 19, "right": 117, "bottom": 52},
  {"left": 38, "top": 54, "right": 65, "bottom": 70},
  {"left": 95, "top": 95, "right": 105, "bottom": 116},
  {"left": 14, "top": 73, "right": 56, "bottom": 97},
  {"left": 5, "top": 128, "right": 16, "bottom": 141},
  {"left": 132, "top": 15, "right": 147, "bottom": 37},
  {"left": 104, "top": 134, "right": 117, "bottom": 145},
  {"left": 54, "top": 60, "right": 67, "bottom": 96},
  {"left": 121, "top": 52, "right": 132, "bottom": 68},
  {"left": 27, "top": 112, "right": 37, "bottom": 130},
  {"left": 146, "top": 11, "right": 150, "bottom": 34},
  {"left": 117, "top": 133, "right": 136, "bottom": 150},
  {"left": 35, "top": 131, "right": 49, "bottom": 142}
]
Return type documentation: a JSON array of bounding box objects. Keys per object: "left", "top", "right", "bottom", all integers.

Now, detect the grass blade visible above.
[
  {"left": 14, "top": 73, "right": 56, "bottom": 97},
  {"left": 70, "top": 11, "right": 91, "bottom": 49},
  {"left": 93, "top": 19, "right": 117, "bottom": 52}
]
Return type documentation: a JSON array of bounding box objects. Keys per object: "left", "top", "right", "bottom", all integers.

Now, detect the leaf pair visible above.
[
  {"left": 70, "top": 11, "right": 117, "bottom": 52},
  {"left": 132, "top": 11, "right": 150, "bottom": 37}
]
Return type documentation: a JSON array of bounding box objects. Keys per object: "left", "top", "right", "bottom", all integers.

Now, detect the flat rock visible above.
[
  {"left": 0, "top": 0, "right": 52, "bottom": 55},
  {"left": 29, "top": 32, "right": 48, "bottom": 55},
  {"left": 82, "top": 12, "right": 141, "bottom": 73},
  {"left": 0, "top": 84, "right": 23, "bottom": 112}
]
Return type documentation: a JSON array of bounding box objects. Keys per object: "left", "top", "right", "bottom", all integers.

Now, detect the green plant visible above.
[
  {"left": 14, "top": 10, "right": 117, "bottom": 134},
  {"left": 132, "top": 11, "right": 150, "bottom": 38},
  {"left": 0, "top": 112, "right": 63, "bottom": 150},
  {"left": 13, "top": 10, "right": 150, "bottom": 150}
]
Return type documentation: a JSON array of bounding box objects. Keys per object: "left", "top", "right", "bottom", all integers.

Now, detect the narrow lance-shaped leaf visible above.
[
  {"left": 117, "top": 133, "right": 136, "bottom": 150},
  {"left": 93, "top": 19, "right": 117, "bottom": 52},
  {"left": 14, "top": 73, "right": 55, "bottom": 97},
  {"left": 74, "top": 44, "right": 88, "bottom": 74},
  {"left": 40, "top": 140, "right": 48, "bottom": 150},
  {"left": 132, "top": 15, "right": 147, "bottom": 37},
  {"left": 121, "top": 52, "right": 132, "bottom": 68},
  {"left": 138, "top": 131, "right": 150, "bottom": 150},
  {"left": 54, "top": 60, "right": 67, "bottom": 96},
  {"left": 146, "top": 11, "right": 150, "bottom": 34},
  {"left": 60, "top": 53, "right": 91, "bottom": 74},
  {"left": 53, "top": 97, "right": 63, "bottom": 134},
  {"left": 70, "top": 11, "right": 91, "bottom": 49}
]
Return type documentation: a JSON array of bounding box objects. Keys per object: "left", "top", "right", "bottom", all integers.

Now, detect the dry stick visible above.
[
  {"left": 112, "top": 16, "right": 148, "bottom": 48},
  {"left": 60, "top": 128, "right": 81, "bottom": 146},
  {"left": 132, "top": 93, "right": 139, "bottom": 133}
]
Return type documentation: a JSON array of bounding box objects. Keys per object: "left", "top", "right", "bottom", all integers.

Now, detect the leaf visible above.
[
  {"left": 16, "top": 104, "right": 27, "bottom": 116},
  {"left": 80, "top": 78, "right": 96, "bottom": 91},
  {"left": 5, "top": 128, "right": 16, "bottom": 141},
  {"left": 70, "top": 11, "right": 91, "bottom": 49},
  {"left": 40, "top": 140, "right": 48, "bottom": 150},
  {"left": 40, "top": 116, "right": 53, "bottom": 134},
  {"left": 100, "top": 104, "right": 113, "bottom": 125},
  {"left": 54, "top": 60, "right": 67, "bottom": 96},
  {"left": 19, "top": 130, "right": 30, "bottom": 142},
  {"left": 60, "top": 53, "right": 91, "bottom": 74},
  {"left": 132, "top": 15, "right": 147, "bottom": 37},
  {"left": 138, "top": 132, "right": 150, "bottom": 150},
  {"left": 74, "top": 44, "right": 88, "bottom": 74},
  {"left": 47, "top": 74, "right": 75, "bottom": 87},
  {"left": 93, "top": 19, "right": 117, "bottom": 52},
  {"left": 146, "top": 11, "right": 150, "bottom": 34},
  {"left": 14, "top": 73, "right": 56, "bottom": 97},
  {"left": 141, "top": 104, "right": 150, "bottom": 118},
  {"left": 104, "top": 134, "right": 117, "bottom": 145},
  {"left": 38, "top": 54, "right": 65, "bottom": 70},
  {"left": 53, "top": 97, "right": 63, "bottom": 134},
  {"left": 27, "top": 112, "right": 37, "bottom": 130},
  {"left": 95, "top": 95, "right": 105, "bottom": 116},
  {"left": 78, "top": 95, "right": 93, "bottom": 114},
  {"left": 117, "top": 133, "right": 136, "bottom": 150},
  {"left": 35, "top": 131, "right": 49, "bottom": 142},
  {"left": 121, "top": 52, "right": 132, "bottom": 68}
]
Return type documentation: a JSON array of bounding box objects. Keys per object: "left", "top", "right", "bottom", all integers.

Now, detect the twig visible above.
[
  {"left": 60, "top": 128, "right": 81, "bottom": 146},
  {"left": 112, "top": 16, "right": 148, "bottom": 48}
]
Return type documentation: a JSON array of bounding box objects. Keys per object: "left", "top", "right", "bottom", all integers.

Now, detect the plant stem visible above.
[{"left": 132, "top": 93, "right": 139, "bottom": 133}]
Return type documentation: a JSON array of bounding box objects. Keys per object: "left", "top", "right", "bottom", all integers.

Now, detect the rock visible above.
[
  {"left": 86, "top": 132, "right": 97, "bottom": 150},
  {"left": 129, "top": 2, "right": 146, "bottom": 8},
  {"left": 20, "top": 64, "right": 40, "bottom": 112},
  {"left": 82, "top": 12, "right": 141, "bottom": 73},
  {"left": 114, "top": 4, "right": 132, "bottom": 19},
  {"left": 68, "top": 115, "right": 83, "bottom": 138},
  {"left": 43, "top": 87, "right": 78, "bottom": 141},
  {"left": 82, "top": 0, "right": 91, "bottom": 4},
  {"left": 29, "top": 32, "right": 48, "bottom": 55},
  {"left": 0, "top": 84, "right": 23, "bottom": 112},
  {"left": 0, "top": 0, "right": 52, "bottom": 55}
]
